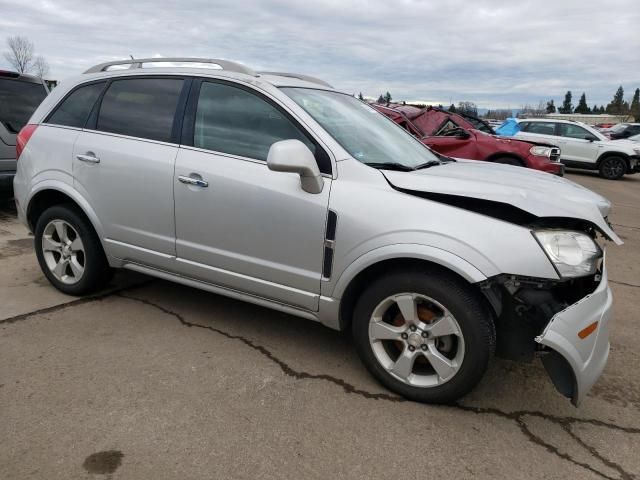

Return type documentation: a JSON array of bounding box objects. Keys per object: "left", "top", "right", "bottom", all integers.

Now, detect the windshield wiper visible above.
[
  {"left": 365, "top": 162, "right": 415, "bottom": 172},
  {"left": 413, "top": 160, "right": 442, "bottom": 170}
]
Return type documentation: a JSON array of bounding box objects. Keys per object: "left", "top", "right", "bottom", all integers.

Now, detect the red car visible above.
[{"left": 373, "top": 104, "right": 564, "bottom": 175}]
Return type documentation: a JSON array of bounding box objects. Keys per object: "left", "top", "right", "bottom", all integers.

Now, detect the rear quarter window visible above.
[
  {"left": 46, "top": 82, "right": 106, "bottom": 128},
  {"left": 0, "top": 79, "right": 47, "bottom": 133},
  {"left": 96, "top": 78, "right": 184, "bottom": 143}
]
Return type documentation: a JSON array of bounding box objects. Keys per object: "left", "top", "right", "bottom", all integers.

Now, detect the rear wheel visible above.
[
  {"left": 598, "top": 156, "right": 626, "bottom": 180},
  {"left": 493, "top": 156, "right": 524, "bottom": 167},
  {"left": 35, "top": 205, "right": 112, "bottom": 295},
  {"left": 352, "top": 270, "right": 495, "bottom": 403}
]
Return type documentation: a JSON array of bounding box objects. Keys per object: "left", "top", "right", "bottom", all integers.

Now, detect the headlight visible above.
[
  {"left": 632, "top": 147, "right": 640, "bottom": 155},
  {"left": 530, "top": 146, "right": 552, "bottom": 157},
  {"left": 533, "top": 230, "right": 601, "bottom": 278}
]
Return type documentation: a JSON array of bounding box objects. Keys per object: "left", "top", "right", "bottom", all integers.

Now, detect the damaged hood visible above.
[{"left": 382, "top": 160, "right": 622, "bottom": 245}]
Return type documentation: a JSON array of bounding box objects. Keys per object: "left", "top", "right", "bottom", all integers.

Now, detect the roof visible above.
[{"left": 82, "top": 57, "right": 335, "bottom": 90}]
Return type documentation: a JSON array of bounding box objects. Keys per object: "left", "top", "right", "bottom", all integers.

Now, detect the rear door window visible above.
[
  {"left": 524, "top": 122, "right": 556, "bottom": 136},
  {"left": 0, "top": 79, "right": 47, "bottom": 133},
  {"left": 47, "top": 82, "right": 105, "bottom": 128},
  {"left": 96, "top": 78, "right": 184, "bottom": 143}
]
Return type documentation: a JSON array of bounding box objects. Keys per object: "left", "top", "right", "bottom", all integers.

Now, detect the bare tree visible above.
[
  {"left": 34, "top": 55, "right": 49, "bottom": 78},
  {"left": 4, "top": 35, "right": 35, "bottom": 73}
]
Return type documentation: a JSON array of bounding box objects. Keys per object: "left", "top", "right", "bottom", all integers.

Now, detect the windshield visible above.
[
  {"left": 282, "top": 88, "right": 441, "bottom": 168},
  {"left": 0, "top": 79, "right": 47, "bottom": 134}
]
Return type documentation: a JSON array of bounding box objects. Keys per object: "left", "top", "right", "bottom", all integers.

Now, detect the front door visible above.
[
  {"left": 555, "top": 123, "right": 599, "bottom": 164},
  {"left": 174, "top": 80, "right": 332, "bottom": 310}
]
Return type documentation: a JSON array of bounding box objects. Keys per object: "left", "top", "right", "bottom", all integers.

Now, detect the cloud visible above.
[{"left": 0, "top": 0, "right": 638, "bottom": 108}]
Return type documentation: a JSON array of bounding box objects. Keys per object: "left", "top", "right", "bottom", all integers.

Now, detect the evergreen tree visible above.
[
  {"left": 383, "top": 91, "right": 392, "bottom": 105},
  {"left": 630, "top": 88, "right": 640, "bottom": 121},
  {"left": 357, "top": 92, "right": 364, "bottom": 101},
  {"left": 574, "top": 92, "right": 590, "bottom": 114},
  {"left": 448, "top": 103, "right": 457, "bottom": 113},
  {"left": 376, "top": 94, "right": 385, "bottom": 104},
  {"left": 559, "top": 91, "right": 573, "bottom": 114},
  {"left": 592, "top": 105, "right": 598, "bottom": 114},
  {"left": 546, "top": 99, "right": 556, "bottom": 113},
  {"left": 606, "top": 86, "right": 625, "bottom": 114}
]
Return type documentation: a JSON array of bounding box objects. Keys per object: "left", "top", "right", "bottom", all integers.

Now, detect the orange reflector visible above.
[{"left": 578, "top": 322, "right": 598, "bottom": 339}]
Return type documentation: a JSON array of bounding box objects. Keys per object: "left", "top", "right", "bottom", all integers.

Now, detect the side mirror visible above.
[
  {"left": 267, "top": 140, "right": 324, "bottom": 194},
  {"left": 584, "top": 135, "right": 596, "bottom": 142}
]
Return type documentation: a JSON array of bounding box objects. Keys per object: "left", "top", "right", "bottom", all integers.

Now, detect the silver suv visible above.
[{"left": 14, "top": 58, "right": 621, "bottom": 405}]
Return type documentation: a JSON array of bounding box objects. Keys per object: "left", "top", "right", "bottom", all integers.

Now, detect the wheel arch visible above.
[
  {"left": 596, "top": 151, "right": 631, "bottom": 171},
  {"left": 332, "top": 248, "right": 490, "bottom": 331},
  {"left": 484, "top": 152, "right": 526, "bottom": 167},
  {"left": 26, "top": 182, "right": 105, "bottom": 241}
]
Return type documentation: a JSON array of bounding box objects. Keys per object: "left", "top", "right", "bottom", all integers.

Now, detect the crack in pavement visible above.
[
  {"left": 0, "top": 280, "right": 154, "bottom": 325},
  {"left": 610, "top": 279, "right": 640, "bottom": 289},
  {"left": 117, "top": 292, "right": 639, "bottom": 480}
]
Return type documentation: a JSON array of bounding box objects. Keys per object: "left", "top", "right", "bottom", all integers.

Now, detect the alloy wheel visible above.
[
  {"left": 368, "top": 293, "right": 465, "bottom": 387},
  {"left": 41, "top": 219, "right": 86, "bottom": 285}
]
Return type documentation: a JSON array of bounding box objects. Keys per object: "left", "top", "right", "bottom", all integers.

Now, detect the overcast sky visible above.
[{"left": 1, "top": 0, "right": 638, "bottom": 109}]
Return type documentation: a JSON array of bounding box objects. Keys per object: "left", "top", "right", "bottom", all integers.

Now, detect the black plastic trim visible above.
[{"left": 326, "top": 210, "right": 337, "bottom": 241}]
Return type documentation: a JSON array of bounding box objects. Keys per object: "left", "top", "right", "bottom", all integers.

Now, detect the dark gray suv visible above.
[{"left": 0, "top": 70, "right": 48, "bottom": 194}]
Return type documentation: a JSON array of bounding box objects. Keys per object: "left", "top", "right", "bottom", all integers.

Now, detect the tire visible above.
[
  {"left": 493, "top": 156, "right": 524, "bottom": 167},
  {"left": 598, "top": 156, "right": 627, "bottom": 180},
  {"left": 34, "top": 204, "right": 112, "bottom": 295},
  {"left": 352, "top": 269, "right": 495, "bottom": 404}
]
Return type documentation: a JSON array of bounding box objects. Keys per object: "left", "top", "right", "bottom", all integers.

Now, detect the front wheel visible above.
[
  {"left": 599, "top": 156, "right": 627, "bottom": 180},
  {"left": 352, "top": 270, "right": 495, "bottom": 403}
]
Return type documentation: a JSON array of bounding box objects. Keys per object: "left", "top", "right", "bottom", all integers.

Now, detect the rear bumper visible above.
[{"left": 536, "top": 257, "right": 612, "bottom": 406}]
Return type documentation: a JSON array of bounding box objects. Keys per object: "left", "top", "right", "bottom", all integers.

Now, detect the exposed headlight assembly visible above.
[
  {"left": 529, "top": 146, "right": 552, "bottom": 157},
  {"left": 533, "top": 230, "right": 601, "bottom": 278}
]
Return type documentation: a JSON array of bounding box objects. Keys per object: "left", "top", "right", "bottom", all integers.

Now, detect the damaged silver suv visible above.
[{"left": 13, "top": 58, "right": 620, "bottom": 406}]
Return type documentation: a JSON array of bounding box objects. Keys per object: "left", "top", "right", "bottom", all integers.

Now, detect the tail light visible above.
[{"left": 16, "top": 124, "right": 38, "bottom": 160}]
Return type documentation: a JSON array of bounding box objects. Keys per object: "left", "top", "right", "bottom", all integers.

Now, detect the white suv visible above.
[
  {"left": 515, "top": 118, "right": 640, "bottom": 180},
  {"left": 13, "top": 58, "right": 621, "bottom": 405}
]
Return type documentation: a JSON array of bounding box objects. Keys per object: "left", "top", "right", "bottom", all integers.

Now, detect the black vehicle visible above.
[
  {"left": 606, "top": 123, "right": 640, "bottom": 140},
  {"left": 0, "top": 70, "right": 49, "bottom": 194}
]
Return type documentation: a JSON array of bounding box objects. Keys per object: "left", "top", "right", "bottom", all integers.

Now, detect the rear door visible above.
[
  {"left": 0, "top": 76, "right": 48, "bottom": 168},
  {"left": 516, "top": 121, "right": 559, "bottom": 147},
  {"left": 173, "top": 79, "right": 332, "bottom": 310},
  {"left": 72, "top": 76, "right": 187, "bottom": 269}
]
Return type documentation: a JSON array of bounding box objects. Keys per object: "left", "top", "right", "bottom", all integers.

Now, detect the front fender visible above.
[{"left": 328, "top": 243, "right": 487, "bottom": 300}]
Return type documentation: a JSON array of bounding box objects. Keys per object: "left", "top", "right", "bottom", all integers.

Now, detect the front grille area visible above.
[{"left": 549, "top": 148, "right": 561, "bottom": 162}]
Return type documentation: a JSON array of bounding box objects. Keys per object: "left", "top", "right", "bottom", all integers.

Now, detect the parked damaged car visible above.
[
  {"left": 15, "top": 58, "right": 618, "bottom": 406},
  {"left": 373, "top": 104, "right": 564, "bottom": 175}
]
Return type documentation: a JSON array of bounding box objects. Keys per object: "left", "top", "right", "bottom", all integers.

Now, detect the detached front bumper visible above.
[{"left": 536, "top": 257, "right": 612, "bottom": 406}]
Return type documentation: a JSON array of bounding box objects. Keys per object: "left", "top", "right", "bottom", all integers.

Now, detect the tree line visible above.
[
  {"left": 548, "top": 87, "right": 639, "bottom": 118},
  {"left": 365, "top": 85, "right": 640, "bottom": 121}
]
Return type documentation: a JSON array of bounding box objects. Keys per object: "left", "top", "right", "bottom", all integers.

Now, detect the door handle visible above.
[
  {"left": 76, "top": 153, "right": 100, "bottom": 164},
  {"left": 178, "top": 175, "right": 208, "bottom": 188}
]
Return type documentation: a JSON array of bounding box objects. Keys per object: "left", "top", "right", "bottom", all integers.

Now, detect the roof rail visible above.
[
  {"left": 84, "top": 57, "right": 257, "bottom": 76},
  {"left": 259, "top": 71, "right": 333, "bottom": 88}
]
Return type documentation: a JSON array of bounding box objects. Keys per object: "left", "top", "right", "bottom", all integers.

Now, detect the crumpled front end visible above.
[
  {"left": 536, "top": 256, "right": 612, "bottom": 405},
  {"left": 480, "top": 253, "right": 612, "bottom": 406}
]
